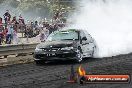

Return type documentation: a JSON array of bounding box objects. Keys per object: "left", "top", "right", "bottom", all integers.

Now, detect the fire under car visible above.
[{"left": 34, "top": 29, "right": 97, "bottom": 64}]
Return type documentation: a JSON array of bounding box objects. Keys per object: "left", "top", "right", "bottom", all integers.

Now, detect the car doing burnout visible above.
[{"left": 34, "top": 29, "right": 97, "bottom": 64}]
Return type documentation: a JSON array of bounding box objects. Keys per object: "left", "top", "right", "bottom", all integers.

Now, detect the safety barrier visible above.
[{"left": 0, "top": 43, "right": 38, "bottom": 57}]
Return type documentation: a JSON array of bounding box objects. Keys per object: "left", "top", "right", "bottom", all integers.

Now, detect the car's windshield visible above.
[{"left": 46, "top": 30, "right": 79, "bottom": 41}]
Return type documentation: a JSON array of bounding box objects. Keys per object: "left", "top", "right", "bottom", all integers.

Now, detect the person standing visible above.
[
  {"left": 12, "top": 16, "right": 19, "bottom": 33},
  {"left": 6, "top": 22, "right": 14, "bottom": 44},
  {"left": 39, "top": 28, "right": 45, "bottom": 42},
  {"left": 0, "top": 17, "right": 2, "bottom": 25},
  {"left": 19, "top": 15, "right": 25, "bottom": 37},
  {"left": 12, "top": 29, "right": 18, "bottom": 44},
  {"left": 19, "top": 15, "right": 25, "bottom": 25},
  {"left": 34, "top": 21, "right": 39, "bottom": 36},
  {"left": 0, "top": 26, "right": 3, "bottom": 45},
  {"left": 0, "top": 17, "right": 4, "bottom": 45},
  {"left": 3, "top": 10, "right": 11, "bottom": 25}
]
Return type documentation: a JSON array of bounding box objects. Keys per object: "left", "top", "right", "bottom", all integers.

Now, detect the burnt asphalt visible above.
[{"left": 0, "top": 53, "right": 132, "bottom": 88}]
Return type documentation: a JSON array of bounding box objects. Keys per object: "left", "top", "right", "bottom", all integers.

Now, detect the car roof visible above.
[
  {"left": 60, "top": 29, "right": 81, "bottom": 32},
  {"left": 52, "top": 29, "right": 89, "bottom": 35}
]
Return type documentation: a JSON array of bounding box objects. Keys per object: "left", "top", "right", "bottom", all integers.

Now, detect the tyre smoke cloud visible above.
[{"left": 69, "top": 0, "right": 132, "bottom": 57}]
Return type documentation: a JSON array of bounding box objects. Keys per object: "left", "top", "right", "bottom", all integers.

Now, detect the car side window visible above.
[
  {"left": 80, "top": 31, "right": 86, "bottom": 40},
  {"left": 85, "top": 33, "right": 93, "bottom": 43},
  {"left": 82, "top": 30, "right": 94, "bottom": 43}
]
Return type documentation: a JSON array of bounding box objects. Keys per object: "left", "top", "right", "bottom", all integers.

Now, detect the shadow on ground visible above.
[{"left": 35, "top": 57, "right": 100, "bottom": 66}]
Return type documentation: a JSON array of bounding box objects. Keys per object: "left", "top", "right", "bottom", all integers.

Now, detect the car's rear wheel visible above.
[
  {"left": 91, "top": 46, "right": 96, "bottom": 57},
  {"left": 75, "top": 48, "right": 83, "bottom": 63}
]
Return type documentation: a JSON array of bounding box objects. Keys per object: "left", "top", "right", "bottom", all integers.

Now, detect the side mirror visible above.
[{"left": 82, "top": 37, "right": 87, "bottom": 41}]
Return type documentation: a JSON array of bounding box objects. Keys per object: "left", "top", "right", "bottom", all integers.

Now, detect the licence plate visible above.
[{"left": 47, "top": 54, "right": 55, "bottom": 56}]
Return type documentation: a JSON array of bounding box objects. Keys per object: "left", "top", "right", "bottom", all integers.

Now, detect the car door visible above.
[
  {"left": 85, "top": 32, "right": 95, "bottom": 57},
  {"left": 80, "top": 31, "right": 95, "bottom": 57},
  {"left": 80, "top": 31, "right": 89, "bottom": 57}
]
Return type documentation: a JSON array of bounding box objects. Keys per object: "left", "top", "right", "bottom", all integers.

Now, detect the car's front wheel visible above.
[{"left": 75, "top": 48, "right": 83, "bottom": 63}]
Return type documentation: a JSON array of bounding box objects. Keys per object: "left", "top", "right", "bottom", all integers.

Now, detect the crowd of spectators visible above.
[{"left": 0, "top": 10, "right": 66, "bottom": 45}]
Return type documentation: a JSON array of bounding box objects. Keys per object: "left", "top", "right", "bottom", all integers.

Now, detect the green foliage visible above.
[
  {"left": 0, "top": 0, "right": 4, "bottom": 4},
  {"left": 0, "top": 0, "right": 75, "bottom": 18}
]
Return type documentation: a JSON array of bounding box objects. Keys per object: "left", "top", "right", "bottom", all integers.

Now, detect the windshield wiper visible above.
[{"left": 62, "top": 39, "right": 75, "bottom": 40}]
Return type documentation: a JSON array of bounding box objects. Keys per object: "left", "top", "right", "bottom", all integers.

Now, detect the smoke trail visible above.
[{"left": 70, "top": 0, "right": 132, "bottom": 57}]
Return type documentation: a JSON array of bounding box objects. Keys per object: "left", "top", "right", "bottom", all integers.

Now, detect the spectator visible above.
[
  {"left": 0, "top": 9, "right": 67, "bottom": 45},
  {"left": 0, "top": 26, "right": 4, "bottom": 45},
  {"left": 0, "top": 17, "right": 4, "bottom": 45},
  {"left": 39, "top": 31, "right": 45, "bottom": 42},
  {"left": 19, "top": 15, "right": 25, "bottom": 25},
  {"left": 30, "top": 22, "right": 34, "bottom": 30},
  {"left": 34, "top": 21, "right": 39, "bottom": 36},
  {"left": 12, "top": 29, "right": 19, "bottom": 44},
  {"left": 44, "top": 27, "right": 49, "bottom": 39},
  {"left": 47, "top": 24, "right": 55, "bottom": 33},
  {"left": 39, "top": 27, "right": 49, "bottom": 42},
  {"left": 19, "top": 15, "right": 25, "bottom": 37},
  {"left": 34, "top": 21, "right": 39, "bottom": 29},
  {"left": 0, "top": 17, "right": 2, "bottom": 24},
  {"left": 3, "top": 10, "right": 11, "bottom": 24},
  {"left": 2, "top": 27, "right": 7, "bottom": 44},
  {"left": 6, "top": 23, "right": 14, "bottom": 44},
  {"left": 12, "top": 16, "right": 19, "bottom": 32},
  {"left": 12, "top": 16, "right": 17, "bottom": 24}
]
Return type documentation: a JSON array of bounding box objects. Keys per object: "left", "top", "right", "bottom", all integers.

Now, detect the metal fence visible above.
[{"left": 0, "top": 43, "right": 38, "bottom": 57}]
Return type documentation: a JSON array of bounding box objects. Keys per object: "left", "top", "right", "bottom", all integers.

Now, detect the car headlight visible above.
[
  {"left": 35, "top": 47, "right": 42, "bottom": 52},
  {"left": 61, "top": 47, "right": 74, "bottom": 50}
]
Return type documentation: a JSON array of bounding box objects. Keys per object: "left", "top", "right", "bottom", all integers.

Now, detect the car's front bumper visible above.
[{"left": 34, "top": 50, "right": 77, "bottom": 61}]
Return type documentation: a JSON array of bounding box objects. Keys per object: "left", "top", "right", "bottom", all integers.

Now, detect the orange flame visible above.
[{"left": 78, "top": 65, "right": 86, "bottom": 76}]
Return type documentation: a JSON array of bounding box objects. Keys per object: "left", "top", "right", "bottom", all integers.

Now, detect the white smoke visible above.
[{"left": 69, "top": 0, "right": 132, "bottom": 57}]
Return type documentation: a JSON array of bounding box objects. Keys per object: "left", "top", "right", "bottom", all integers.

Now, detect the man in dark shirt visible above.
[{"left": 3, "top": 10, "right": 11, "bottom": 24}]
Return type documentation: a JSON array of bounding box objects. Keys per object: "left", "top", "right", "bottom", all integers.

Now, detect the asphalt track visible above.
[{"left": 0, "top": 53, "right": 132, "bottom": 88}]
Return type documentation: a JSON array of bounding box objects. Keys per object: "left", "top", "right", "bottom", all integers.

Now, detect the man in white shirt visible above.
[{"left": 6, "top": 23, "right": 14, "bottom": 44}]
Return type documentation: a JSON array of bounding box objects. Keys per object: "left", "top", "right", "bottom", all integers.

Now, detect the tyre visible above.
[
  {"left": 91, "top": 47, "right": 95, "bottom": 57},
  {"left": 91, "top": 46, "right": 97, "bottom": 58},
  {"left": 79, "top": 76, "right": 87, "bottom": 84},
  {"left": 75, "top": 48, "right": 83, "bottom": 63}
]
